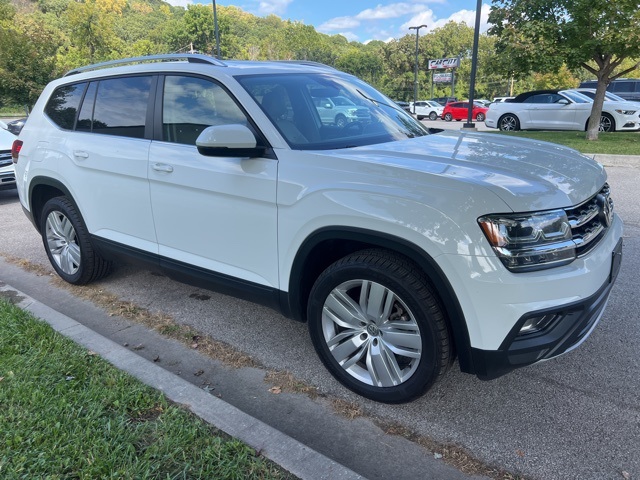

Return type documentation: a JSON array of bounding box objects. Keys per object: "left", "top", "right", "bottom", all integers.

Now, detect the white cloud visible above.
[
  {"left": 404, "top": 3, "right": 491, "bottom": 33},
  {"left": 257, "top": 0, "right": 293, "bottom": 15},
  {"left": 356, "top": 3, "right": 426, "bottom": 21},
  {"left": 318, "top": 16, "right": 361, "bottom": 32},
  {"left": 164, "top": 0, "right": 193, "bottom": 7}
]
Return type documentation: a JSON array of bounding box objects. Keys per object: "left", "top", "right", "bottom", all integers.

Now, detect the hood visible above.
[{"left": 320, "top": 130, "right": 606, "bottom": 212}]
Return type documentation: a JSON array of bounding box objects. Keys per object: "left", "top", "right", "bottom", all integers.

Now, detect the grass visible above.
[
  {"left": 0, "top": 298, "right": 292, "bottom": 479},
  {"left": 493, "top": 130, "right": 640, "bottom": 155}
]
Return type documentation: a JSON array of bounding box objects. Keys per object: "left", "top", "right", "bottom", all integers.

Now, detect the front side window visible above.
[
  {"left": 44, "top": 83, "right": 86, "bottom": 130},
  {"left": 91, "top": 76, "right": 152, "bottom": 139},
  {"left": 162, "top": 75, "right": 248, "bottom": 145}
]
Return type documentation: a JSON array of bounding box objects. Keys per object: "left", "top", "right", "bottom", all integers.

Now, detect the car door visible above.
[
  {"left": 50, "top": 76, "right": 158, "bottom": 253},
  {"left": 527, "top": 93, "right": 578, "bottom": 130},
  {"left": 148, "top": 74, "right": 279, "bottom": 288}
]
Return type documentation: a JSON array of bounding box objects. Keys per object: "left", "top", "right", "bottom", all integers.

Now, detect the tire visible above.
[
  {"left": 599, "top": 113, "right": 615, "bottom": 132},
  {"left": 40, "top": 196, "right": 112, "bottom": 285},
  {"left": 429, "top": 111, "right": 438, "bottom": 121},
  {"left": 498, "top": 114, "right": 520, "bottom": 131},
  {"left": 335, "top": 114, "right": 347, "bottom": 128},
  {"left": 476, "top": 112, "right": 485, "bottom": 122},
  {"left": 443, "top": 113, "right": 453, "bottom": 122},
  {"left": 307, "top": 249, "right": 452, "bottom": 404},
  {"left": 417, "top": 115, "right": 424, "bottom": 120}
]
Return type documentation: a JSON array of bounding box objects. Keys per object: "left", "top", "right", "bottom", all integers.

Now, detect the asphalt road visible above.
[{"left": 0, "top": 158, "right": 638, "bottom": 480}]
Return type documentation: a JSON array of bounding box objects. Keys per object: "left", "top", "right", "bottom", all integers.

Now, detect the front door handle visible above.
[
  {"left": 152, "top": 163, "right": 174, "bottom": 173},
  {"left": 73, "top": 150, "right": 89, "bottom": 159}
]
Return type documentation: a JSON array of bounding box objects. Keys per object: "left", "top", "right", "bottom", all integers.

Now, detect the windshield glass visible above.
[
  {"left": 236, "top": 73, "right": 429, "bottom": 150},
  {"left": 562, "top": 90, "right": 592, "bottom": 103}
]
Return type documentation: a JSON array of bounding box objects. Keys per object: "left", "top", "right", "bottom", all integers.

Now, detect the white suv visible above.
[{"left": 12, "top": 54, "right": 623, "bottom": 403}]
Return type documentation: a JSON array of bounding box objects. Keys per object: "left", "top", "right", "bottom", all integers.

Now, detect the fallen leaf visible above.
[
  {"left": 191, "top": 343, "right": 199, "bottom": 349},
  {"left": 133, "top": 344, "right": 144, "bottom": 351},
  {"left": 269, "top": 386, "right": 282, "bottom": 394},
  {"left": 434, "top": 453, "right": 443, "bottom": 459},
  {"left": 622, "top": 472, "right": 630, "bottom": 479},
  {"left": 194, "top": 370, "right": 204, "bottom": 376},
  {"left": 202, "top": 385, "right": 214, "bottom": 393},
  {"left": 153, "top": 355, "right": 160, "bottom": 362},
  {"left": 516, "top": 450, "right": 525, "bottom": 458},
  {"left": 87, "top": 351, "right": 97, "bottom": 356}
]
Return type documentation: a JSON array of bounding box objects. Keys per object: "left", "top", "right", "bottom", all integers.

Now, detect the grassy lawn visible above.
[
  {"left": 492, "top": 131, "right": 640, "bottom": 155},
  {"left": 0, "top": 298, "right": 292, "bottom": 479}
]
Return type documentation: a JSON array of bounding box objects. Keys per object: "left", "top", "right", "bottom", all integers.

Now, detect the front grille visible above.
[
  {"left": 0, "top": 150, "right": 11, "bottom": 168},
  {"left": 565, "top": 183, "right": 613, "bottom": 257},
  {"left": 354, "top": 108, "right": 370, "bottom": 119}
]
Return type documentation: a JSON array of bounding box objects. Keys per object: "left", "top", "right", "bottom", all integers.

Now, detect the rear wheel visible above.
[
  {"left": 307, "top": 249, "right": 452, "bottom": 403},
  {"left": 498, "top": 114, "right": 520, "bottom": 131},
  {"left": 476, "top": 112, "right": 485, "bottom": 122},
  {"left": 40, "top": 197, "right": 112, "bottom": 285},
  {"left": 443, "top": 113, "right": 453, "bottom": 122},
  {"left": 429, "top": 111, "right": 438, "bottom": 121}
]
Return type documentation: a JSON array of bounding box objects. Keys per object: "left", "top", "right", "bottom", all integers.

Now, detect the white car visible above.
[
  {"left": 0, "top": 121, "right": 17, "bottom": 190},
  {"left": 13, "top": 54, "right": 623, "bottom": 403},
  {"left": 410, "top": 100, "right": 444, "bottom": 120},
  {"left": 485, "top": 89, "right": 640, "bottom": 132}
]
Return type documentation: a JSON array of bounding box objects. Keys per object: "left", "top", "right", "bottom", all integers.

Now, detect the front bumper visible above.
[{"left": 471, "top": 237, "right": 623, "bottom": 380}]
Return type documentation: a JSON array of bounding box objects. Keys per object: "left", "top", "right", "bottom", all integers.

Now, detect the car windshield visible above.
[
  {"left": 236, "top": 72, "right": 429, "bottom": 150},
  {"left": 561, "top": 90, "right": 592, "bottom": 103}
]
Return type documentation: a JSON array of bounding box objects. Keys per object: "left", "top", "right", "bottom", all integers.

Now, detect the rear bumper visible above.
[{"left": 471, "top": 237, "right": 623, "bottom": 380}]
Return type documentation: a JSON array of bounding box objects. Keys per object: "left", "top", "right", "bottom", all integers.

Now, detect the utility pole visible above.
[
  {"left": 409, "top": 24, "right": 428, "bottom": 114},
  {"left": 464, "top": 0, "right": 482, "bottom": 129}
]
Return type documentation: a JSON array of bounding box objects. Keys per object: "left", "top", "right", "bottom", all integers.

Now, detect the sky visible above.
[{"left": 175, "top": 0, "right": 491, "bottom": 44}]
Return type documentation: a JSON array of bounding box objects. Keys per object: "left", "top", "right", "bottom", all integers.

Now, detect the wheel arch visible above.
[
  {"left": 28, "top": 177, "right": 76, "bottom": 234},
  {"left": 284, "top": 226, "right": 476, "bottom": 373}
]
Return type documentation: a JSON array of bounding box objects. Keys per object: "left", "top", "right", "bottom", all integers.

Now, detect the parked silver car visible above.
[{"left": 312, "top": 95, "right": 370, "bottom": 126}]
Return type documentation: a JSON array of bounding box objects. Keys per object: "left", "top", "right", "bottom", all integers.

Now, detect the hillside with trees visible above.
[{"left": 0, "top": 0, "right": 637, "bottom": 111}]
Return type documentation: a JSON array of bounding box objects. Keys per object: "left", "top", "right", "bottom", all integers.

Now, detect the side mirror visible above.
[
  {"left": 557, "top": 98, "right": 570, "bottom": 105},
  {"left": 196, "top": 124, "right": 265, "bottom": 158},
  {"left": 324, "top": 103, "right": 332, "bottom": 109}
]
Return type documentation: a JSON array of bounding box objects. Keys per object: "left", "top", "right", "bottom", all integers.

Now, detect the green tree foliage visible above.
[{"left": 489, "top": 0, "right": 640, "bottom": 139}]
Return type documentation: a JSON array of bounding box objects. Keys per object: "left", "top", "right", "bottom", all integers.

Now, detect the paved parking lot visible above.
[{"left": 1, "top": 158, "right": 638, "bottom": 480}]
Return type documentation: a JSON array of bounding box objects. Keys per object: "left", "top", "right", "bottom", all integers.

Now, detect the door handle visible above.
[
  {"left": 152, "top": 163, "right": 174, "bottom": 173},
  {"left": 73, "top": 150, "right": 89, "bottom": 159}
]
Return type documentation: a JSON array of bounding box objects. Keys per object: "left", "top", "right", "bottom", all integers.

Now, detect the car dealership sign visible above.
[
  {"left": 428, "top": 58, "right": 460, "bottom": 70},
  {"left": 433, "top": 73, "right": 453, "bottom": 83}
]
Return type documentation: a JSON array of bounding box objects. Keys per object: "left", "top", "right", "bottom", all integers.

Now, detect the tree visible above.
[{"left": 489, "top": 0, "right": 640, "bottom": 140}]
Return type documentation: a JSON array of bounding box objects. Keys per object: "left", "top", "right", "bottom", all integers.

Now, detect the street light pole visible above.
[
  {"left": 212, "top": 0, "right": 221, "bottom": 58},
  {"left": 409, "top": 24, "right": 428, "bottom": 114},
  {"left": 464, "top": 0, "right": 482, "bottom": 129}
]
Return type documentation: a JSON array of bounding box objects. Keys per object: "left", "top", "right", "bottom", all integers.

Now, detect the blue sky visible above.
[{"left": 177, "top": 1, "right": 491, "bottom": 44}]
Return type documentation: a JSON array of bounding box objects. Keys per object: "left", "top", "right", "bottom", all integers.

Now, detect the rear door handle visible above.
[
  {"left": 152, "top": 163, "right": 174, "bottom": 173},
  {"left": 73, "top": 150, "right": 89, "bottom": 159}
]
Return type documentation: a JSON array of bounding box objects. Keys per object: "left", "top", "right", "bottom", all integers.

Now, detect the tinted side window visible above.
[
  {"left": 612, "top": 81, "right": 635, "bottom": 93},
  {"left": 92, "top": 76, "right": 152, "bottom": 139},
  {"left": 45, "top": 83, "right": 86, "bottom": 130},
  {"left": 162, "top": 75, "right": 248, "bottom": 145}
]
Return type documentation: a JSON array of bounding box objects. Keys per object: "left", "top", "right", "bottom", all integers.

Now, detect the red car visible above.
[{"left": 442, "top": 101, "right": 489, "bottom": 122}]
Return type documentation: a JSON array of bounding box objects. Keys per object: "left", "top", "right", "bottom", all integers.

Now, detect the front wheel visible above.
[
  {"left": 307, "top": 249, "right": 452, "bottom": 403},
  {"left": 599, "top": 113, "right": 615, "bottom": 132},
  {"left": 335, "top": 114, "right": 347, "bottom": 128},
  {"left": 443, "top": 113, "right": 453, "bottom": 122},
  {"left": 40, "top": 197, "right": 112, "bottom": 285}
]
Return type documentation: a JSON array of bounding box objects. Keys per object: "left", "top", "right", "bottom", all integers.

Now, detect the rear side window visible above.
[
  {"left": 611, "top": 81, "right": 637, "bottom": 93},
  {"left": 45, "top": 83, "right": 86, "bottom": 130},
  {"left": 91, "top": 76, "right": 152, "bottom": 138}
]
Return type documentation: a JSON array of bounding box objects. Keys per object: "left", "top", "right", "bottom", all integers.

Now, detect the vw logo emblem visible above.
[{"left": 596, "top": 194, "right": 614, "bottom": 227}]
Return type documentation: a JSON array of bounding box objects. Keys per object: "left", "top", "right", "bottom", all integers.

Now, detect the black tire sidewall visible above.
[
  {"left": 307, "top": 253, "right": 445, "bottom": 403},
  {"left": 40, "top": 197, "right": 94, "bottom": 285}
]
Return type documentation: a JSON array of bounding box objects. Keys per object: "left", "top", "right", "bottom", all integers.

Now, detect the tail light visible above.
[{"left": 12, "top": 140, "right": 22, "bottom": 163}]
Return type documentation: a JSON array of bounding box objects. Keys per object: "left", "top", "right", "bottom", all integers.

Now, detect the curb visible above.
[
  {"left": 589, "top": 154, "right": 640, "bottom": 168},
  {"left": 0, "top": 282, "right": 365, "bottom": 480}
]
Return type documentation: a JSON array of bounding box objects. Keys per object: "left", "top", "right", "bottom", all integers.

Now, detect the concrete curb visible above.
[
  {"left": 589, "top": 154, "right": 640, "bottom": 168},
  {"left": 0, "top": 283, "right": 365, "bottom": 480}
]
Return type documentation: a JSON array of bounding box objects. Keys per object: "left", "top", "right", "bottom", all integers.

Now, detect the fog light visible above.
[{"left": 519, "top": 313, "right": 561, "bottom": 335}]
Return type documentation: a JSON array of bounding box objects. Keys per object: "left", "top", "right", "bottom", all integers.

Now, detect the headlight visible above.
[
  {"left": 478, "top": 210, "right": 575, "bottom": 272},
  {"left": 615, "top": 109, "right": 636, "bottom": 115}
]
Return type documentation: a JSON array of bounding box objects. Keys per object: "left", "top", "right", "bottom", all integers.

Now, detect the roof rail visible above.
[
  {"left": 64, "top": 54, "right": 226, "bottom": 77},
  {"left": 274, "top": 60, "right": 336, "bottom": 70}
]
